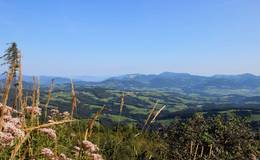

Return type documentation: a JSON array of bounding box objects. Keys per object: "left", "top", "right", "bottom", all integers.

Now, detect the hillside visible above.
[
  {"left": 19, "top": 72, "right": 260, "bottom": 96},
  {"left": 38, "top": 85, "right": 260, "bottom": 127},
  {"left": 97, "top": 72, "right": 260, "bottom": 96},
  {"left": 3, "top": 73, "right": 260, "bottom": 126}
]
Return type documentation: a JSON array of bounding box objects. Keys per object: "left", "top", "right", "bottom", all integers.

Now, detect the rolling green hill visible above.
[{"left": 39, "top": 85, "right": 260, "bottom": 128}]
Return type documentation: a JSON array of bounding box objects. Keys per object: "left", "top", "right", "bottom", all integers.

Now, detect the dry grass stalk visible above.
[
  {"left": 12, "top": 85, "right": 18, "bottom": 110},
  {"left": 30, "top": 77, "right": 37, "bottom": 125},
  {"left": 0, "top": 80, "right": 2, "bottom": 93},
  {"left": 119, "top": 93, "right": 125, "bottom": 114},
  {"left": 28, "top": 137, "right": 33, "bottom": 157},
  {"left": 10, "top": 132, "right": 31, "bottom": 160},
  {"left": 0, "top": 71, "right": 15, "bottom": 131},
  {"left": 17, "top": 61, "right": 28, "bottom": 129},
  {"left": 0, "top": 44, "right": 21, "bottom": 131},
  {"left": 36, "top": 78, "right": 40, "bottom": 108},
  {"left": 150, "top": 105, "right": 166, "bottom": 123},
  {"left": 1, "top": 63, "right": 17, "bottom": 106},
  {"left": 44, "top": 79, "right": 55, "bottom": 120},
  {"left": 32, "top": 77, "right": 37, "bottom": 107},
  {"left": 25, "top": 119, "right": 76, "bottom": 132},
  {"left": 12, "top": 52, "right": 21, "bottom": 110},
  {"left": 17, "top": 60, "right": 23, "bottom": 111},
  {"left": 209, "top": 144, "right": 212, "bottom": 158},
  {"left": 70, "top": 79, "right": 77, "bottom": 118},
  {"left": 193, "top": 143, "right": 199, "bottom": 160},
  {"left": 20, "top": 147, "right": 29, "bottom": 160},
  {"left": 190, "top": 141, "right": 193, "bottom": 155},
  {"left": 0, "top": 73, "right": 11, "bottom": 106},
  {"left": 140, "top": 101, "right": 158, "bottom": 134},
  {"left": 200, "top": 145, "right": 204, "bottom": 157},
  {"left": 36, "top": 78, "right": 40, "bottom": 125},
  {"left": 21, "top": 97, "right": 28, "bottom": 128},
  {"left": 84, "top": 106, "right": 105, "bottom": 140}
]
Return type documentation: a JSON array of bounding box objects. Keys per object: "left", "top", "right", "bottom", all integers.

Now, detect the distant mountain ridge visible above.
[
  {"left": 23, "top": 76, "right": 71, "bottom": 84},
  {"left": 96, "top": 72, "right": 260, "bottom": 95},
  {"left": 16, "top": 75, "right": 107, "bottom": 85},
  {"left": 7, "top": 72, "right": 260, "bottom": 95}
]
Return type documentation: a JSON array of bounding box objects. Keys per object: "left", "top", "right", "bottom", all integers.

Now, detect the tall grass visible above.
[
  {"left": 71, "top": 79, "right": 77, "bottom": 119},
  {"left": 0, "top": 43, "right": 168, "bottom": 160},
  {"left": 44, "top": 79, "right": 54, "bottom": 121}
]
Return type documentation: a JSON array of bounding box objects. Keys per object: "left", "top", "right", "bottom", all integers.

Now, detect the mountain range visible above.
[
  {"left": 6, "top": 72, "right": 260, "bottom": 96},
  {"left": 98, "top": 72, "right": 260, "bottom": 94}
]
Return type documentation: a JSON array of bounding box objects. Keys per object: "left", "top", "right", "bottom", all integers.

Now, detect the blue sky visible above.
[{"left": 0, "top": 0, "right": 260, "bottom": 76}]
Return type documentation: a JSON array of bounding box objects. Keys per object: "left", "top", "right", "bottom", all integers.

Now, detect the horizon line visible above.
[{"left": 21, "top": 72, "right": 260, "bottom": 78}]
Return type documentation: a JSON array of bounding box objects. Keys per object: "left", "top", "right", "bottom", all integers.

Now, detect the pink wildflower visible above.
[
  {"left": 91, "top": 153, "right": 104, "bottom": 160},
  {"left": 9, "top": 117, "right": 21, "bottom": 127},
  {"left": 26, "top": 106, "right": 42, "bottom": 115},
  {"left": 73, "top": 146, "right": 81, "bottom": 152},
  {"left": 82, "top": 140, "right": 99, "bottom": 153},
  {"left": 48, "top": 120, "right": 55, "bottom": 123},
  {"left": 39, "top": 128, "right": 57, "bottom": 140},
  {"left": 80, "top": 140, "right": 103, "bottom": 160},
  {"left": 3, "top": 122, "right": 25, "bottom": 138},
  {"left": 50, "top": 109, "right": 59, "bottom": 116},
  {"left": 41, "top": 148, "right": 54, "bottom": 159},
  {"left": 0, "top": 103, "right": 25, "bottom": 149},
  {"left": 0, "top": 132, "right": 15, "bottom": 147},
  {"left": 3, "top": 115, "right": 12, "bottom": 121},
  {"left": 62, "top": 111, "right": 70, "bottom": 119},
  {"left": 59, "top": 153, "right": 72, "bottom": 160}
]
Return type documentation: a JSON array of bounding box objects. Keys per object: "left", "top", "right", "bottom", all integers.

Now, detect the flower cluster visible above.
[
  {"left": 59, "top": 153, "right": 71, "bottom": 160},
  {"left": 4, "top": 105, "right": 19, "bottom": 114},
  {"left": 74, "top": 140, "right": 103, "bottom": 160},
  {"left": 0, "top": 104, "right": 25, "bottom": 148},
  {"left": 48, "top": 108, "right": 70, "bottom": 122},
  {"left": 82, "top": 140, "right": 100, "bottom": 153},
  {"left": 41, "top": 148, "right": 54, "bottom": 159},
  {"left": 41, "top": 148, "right": 71, "bottom": 160},
  {"left": 0, "top": 132, "right": 14, "bottom": 147},
  {"left": 39, "top": 128, "right": 57, "bottom": 140},
  {"left": 48, "top": 119, "right": 55, "bottom": 123},
  {"left": 62, "top": 111, "right": 70, "bottom": 120},
  {"left": 25, "top": 106, "right": 42, "bottom": 115},
  {"left": 50, "top": 109, "right": 59, "bottom": 116}
]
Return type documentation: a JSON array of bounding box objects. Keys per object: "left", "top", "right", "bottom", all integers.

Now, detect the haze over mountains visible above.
[
  {"left": 21, "top": 75, "right": 108, "bottom": 83},
  {"left": 18, "top": 72, "right": 260, "bottom": 96}
]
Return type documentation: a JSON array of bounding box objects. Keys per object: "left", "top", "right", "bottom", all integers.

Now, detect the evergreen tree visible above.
[
  {"left": 1, "top": 42, "right": 20, "bottom": 78},
  {"left": 0, "top": 42, "right": 21, "bottom": 109}
]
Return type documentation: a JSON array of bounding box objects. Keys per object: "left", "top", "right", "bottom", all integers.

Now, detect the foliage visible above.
[
  {"left": 166, "top": 113, "right": 259, "bottom": 159},
  {"left": 0, "top": 42, "right": 20, "bottom": 77}
]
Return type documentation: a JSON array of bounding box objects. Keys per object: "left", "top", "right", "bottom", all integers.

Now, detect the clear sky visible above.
[{"left": 0, "top": 0, "right": 259, "bottom": 76}]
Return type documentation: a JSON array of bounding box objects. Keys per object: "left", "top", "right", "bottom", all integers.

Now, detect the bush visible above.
[{"left": 166, "top": 113, "right": 259, "bottom": 159}]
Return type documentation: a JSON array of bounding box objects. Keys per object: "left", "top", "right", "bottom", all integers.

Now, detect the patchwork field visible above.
[{"left": 37, "top": 84, "right": 260, "bottom": 127}]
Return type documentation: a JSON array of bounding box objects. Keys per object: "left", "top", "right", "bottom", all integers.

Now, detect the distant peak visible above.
[
  {"left": 159, "top": 72, "right": 190, "bottom": 76},
  {"left": 213, "top": 73, "right": 256, "bottom": 78},
  {"left": 239, "top": 73, "right": 256, "bottom": 77}
]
